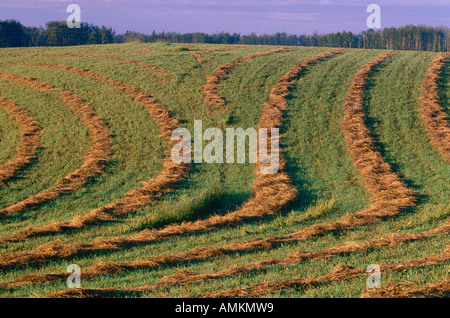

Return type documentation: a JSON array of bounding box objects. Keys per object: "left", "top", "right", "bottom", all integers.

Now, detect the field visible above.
[{"left": 0, "top": 42, "right": 448, "bottom": 298}]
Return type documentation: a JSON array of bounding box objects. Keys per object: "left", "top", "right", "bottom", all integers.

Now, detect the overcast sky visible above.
[{"left": 0, "top": 0, "right": 448, "bottom": 35}]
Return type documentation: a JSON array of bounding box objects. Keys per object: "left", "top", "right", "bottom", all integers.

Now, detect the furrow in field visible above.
[
  {"left": 361, "top": 279, "right": 450, "bottom": 298},
  {"left": 0, "top": 49, "right": 343, "bottom": 269},
  {"left": 202, "top": 47, "right": 289, "bottom": 114},
  {"left": 0, "top": 97, "right": 40, "bottom": 186},
  {"left": 0, "top": 62, "right": 188, "bottom": 242},
  {"left": 419, "top": 53, "right": 450, "bottom": 160},
  {"left": 0, "top": 73, "right": 111, "bottom": 218}
]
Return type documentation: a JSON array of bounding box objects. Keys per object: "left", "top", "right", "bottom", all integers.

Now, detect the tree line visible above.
[
  {"left": 0, "top": 20, "right": 115, "bottom": 47},
  {"left": 1, "top": 19, "right": 449, "bottom": 52}
]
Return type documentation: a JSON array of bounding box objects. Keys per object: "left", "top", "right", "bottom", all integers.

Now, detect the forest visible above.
[{"left": 0, "top": 19, "right": 449, "bottom": 52}]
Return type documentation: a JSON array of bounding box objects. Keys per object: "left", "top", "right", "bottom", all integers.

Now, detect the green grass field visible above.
[{"left": 0, "top": 42, "right": 448, "bottom": 298}]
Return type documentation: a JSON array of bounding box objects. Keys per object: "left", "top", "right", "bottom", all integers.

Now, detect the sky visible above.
[{"left": 0, "top": 0, "right": 449, "bottom": 35}]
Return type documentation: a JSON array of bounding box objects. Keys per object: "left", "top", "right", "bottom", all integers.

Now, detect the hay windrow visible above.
[
  {"left": 10, "top": 218, "right": 447, "bottom": 293},
  {"left": 43, "top": 246, "right": 450, "bottom": 298},
  {"left": 0, "top": 62, "right": 188, "bottom": 242},
  {"left": 0, "top": 50, "right": 343, "bottom": 269},
  {"left": 192, "top": 46, "right": 244, "bottom": 63},
  {"left": 195, "top": 247, "right": 450, "bottom": 298},
  {"left": 257, "top": 51, "right": 418, "bottom": 244},
  {"left": 361, "top": 279, "right": 450, "bottom": 298},
  {"left": 0, "top": 97, "right": 40, "bottom": 186},
  {"left": 419, "top": 53, "right": 450, "bottom": 160},
  {"left": 0, "top": 51, "right": 422, "bottom": 298},
  {"left": 41, "top": 50, "right": 419, "bottom": 295},
  {"left": 198, "top": 59, "right": 427, "bottom": 296},
  {"left": 0, "top": 73, "right": 112, "bottom": 218},
  {"left": 202, "top": 47, "right": 290, "bottom": 114},
  {"left": 58, "top": 50, "right": 416, "bottom": 289},
  {"left": 0, "top": 51, "right": 344, "bottom": 295},
  {"left": 11, "top": 53, "right": 169, "bottom": 75}
]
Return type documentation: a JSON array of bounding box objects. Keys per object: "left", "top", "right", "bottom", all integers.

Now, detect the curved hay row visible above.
[
  {"left": 339, "top": 51, "right": 415, "bottom": 221},
  {"left": 361, "top": 279, "right": 450, "bottom": 298},
  {"left": 202, "top": 47, "right": 289, "bottom": 114},
  {"left": 33, "top": 245, "right": 450, "bottom": 298},
  {"left": 11, "top": 53, "right": 169, "bottom": 75},
  {"left": 31, "top": 51, "right": 415, "bottom": 284},
  {"left": 192, "top": 51, "right": 421, "bottom": 298},
  {"left": 0, "top": 73, "right": 112, "bottom": 218},
  {"left": 0, "top": 62, "right": 188, "bottom": 242},
  {"left": 121, "top": 221, "right": 450, "bottom": 295},
  {"left": 194, "top": 246, "right": 450, "bottom": 298},
  {"left": 192, "top": 46, "right": 244, "bottom": 63},
  {"left": 0, "top": 97, "right": 40, "bottom": 186},
  {"left": 6, "top": 214, "right": 448, "bottom": 292},
  {"left": 419, "top": 53, "right": 450, "bottom": 160},
  {"left": 0, "top": 51, "right": 414, "bottom": 297},
  {"left": 0, "top": 49, "right": 344, "bottom": 269},
  {"left": 29, "top": 50, "right": 419, "bottom": 296},
  {"left": 0, "top": 62, "right": 108, "bottom": 81}
]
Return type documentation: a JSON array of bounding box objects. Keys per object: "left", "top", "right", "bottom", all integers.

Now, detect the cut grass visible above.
[
  {"left": 0, "top": 44, "right": 448, "bottom": 298},
  {"left": 0, "top": 104, "right": 21, "bottom": 168},
  {"left": 0, "top": 64, "right": 165, "bottom": 235}
]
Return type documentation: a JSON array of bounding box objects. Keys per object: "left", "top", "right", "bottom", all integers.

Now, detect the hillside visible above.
[{"left": 0, "top": 43, "right": 448, "bottom": 298}]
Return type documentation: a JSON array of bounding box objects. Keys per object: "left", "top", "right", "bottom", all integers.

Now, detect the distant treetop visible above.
[{"left": 0, "top": 20, "right": 448, "bottom": 52}]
